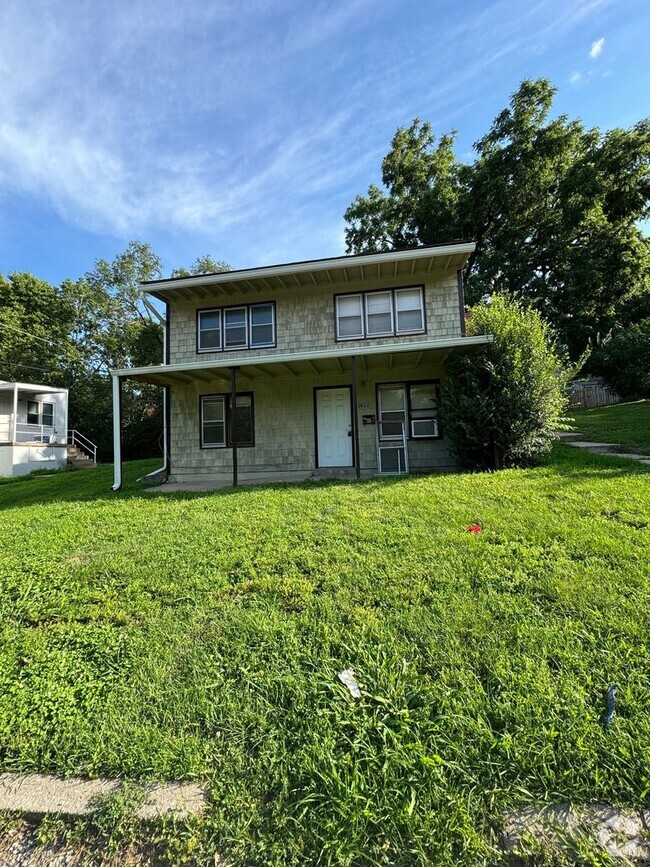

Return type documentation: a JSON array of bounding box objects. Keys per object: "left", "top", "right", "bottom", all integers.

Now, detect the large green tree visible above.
[
  {"left": 345, "top": 79, "right": 650, "bottom": 357},
  {"left": 0, "top": 273, "right": 76, "bottom": 385}
]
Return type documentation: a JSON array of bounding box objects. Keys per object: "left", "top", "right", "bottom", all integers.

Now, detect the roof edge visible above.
[{"left": 142, "top": 242, "right": 476, "bottom": 292}]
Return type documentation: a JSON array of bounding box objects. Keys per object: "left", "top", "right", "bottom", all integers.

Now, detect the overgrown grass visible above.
[
  {"left": 571, "top": 399, "right": 650, "bottom": 453},
  {"left": 0, "top": 450, "right": 648, "bottom": 865}
]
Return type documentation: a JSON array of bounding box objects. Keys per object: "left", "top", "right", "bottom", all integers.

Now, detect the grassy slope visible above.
[
  {"left": 572, "top": 399, "right": 650, "bottom": 453},
  {"left": 0, "top": 453, "right": 648, "bottom": 866}
]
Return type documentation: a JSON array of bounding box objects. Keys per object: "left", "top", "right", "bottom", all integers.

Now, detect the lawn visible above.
[
  {"left": 571, "top": 399, "right": 650, "bottom": 453},
  {"left": 0, "top": 450, "right": 649, "bottom": 865}
]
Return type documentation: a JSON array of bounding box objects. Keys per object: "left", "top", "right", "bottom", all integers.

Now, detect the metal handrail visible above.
[{"left": 67, "top": 429, "right": 98, "bottom": 463}]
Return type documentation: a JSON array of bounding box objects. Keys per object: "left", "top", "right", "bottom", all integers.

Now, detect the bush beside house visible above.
[{"left": 441, "top": 296, "right": 571, "bottom": 469}]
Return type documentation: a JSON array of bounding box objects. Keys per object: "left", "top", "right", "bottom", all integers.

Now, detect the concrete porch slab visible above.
[{"left": 146, "top": 473, "right": 315, "bottom": 493}]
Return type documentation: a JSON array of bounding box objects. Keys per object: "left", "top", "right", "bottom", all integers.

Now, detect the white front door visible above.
[{"left": 316, "top": 388, "right": 353, "bottom": 467}]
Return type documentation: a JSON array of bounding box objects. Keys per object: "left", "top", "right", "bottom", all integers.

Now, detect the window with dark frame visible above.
[
  {"left": 25, "top": 400, "right": 55, "bottom": 427},
  {"left": 335, "top": 286, "right": 425, "bottom": 340},
  {"left": 26, "top": 400, "right": 40, "bottom": 425},
  {"left": 377, "top": 381, "right": 440, "bottom": 441},
  {"left": 198, "top": 302, "right": 275, "bottom": 353},
  {"left": 200, "top": 393, "right": 254, "bottom": 448}
]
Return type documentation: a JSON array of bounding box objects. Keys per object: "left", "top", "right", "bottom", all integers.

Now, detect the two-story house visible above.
[{"left": 110, "top": 243, "right": 489, "bottom": 490}]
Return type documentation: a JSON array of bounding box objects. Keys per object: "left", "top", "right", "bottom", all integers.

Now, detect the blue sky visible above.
[{"left": 0, "top": 0, "right": 648, "bottom": 284}]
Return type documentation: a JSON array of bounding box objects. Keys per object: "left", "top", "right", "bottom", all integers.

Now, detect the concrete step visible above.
[
  {"left": 555, "top": 431, "right": 585, "bottom": 442},
  {"left": 566, "top": 441, "right": 619, "bottom": 452},
  {"left": 312, "top": 466, "right": 357, "bottom": 480}
]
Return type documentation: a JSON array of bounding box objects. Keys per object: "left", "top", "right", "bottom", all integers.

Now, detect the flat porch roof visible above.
[{"left": 112, "top": 335, "right": 491, "bottom": 386}]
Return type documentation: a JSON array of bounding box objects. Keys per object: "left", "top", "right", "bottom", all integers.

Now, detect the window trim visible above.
[
  {"left": 249, "top": 302, "right": 276, "bottom": 349},
  {"left": 364, "top": 290, "right": 394, "bottom": 338},
  {"left": 334, "top": 293, "right": 364, "bottom": 340},
  {"left": 375, "top": 379, "right": 442, "bottom": 441},
  {"left": 223, "top": 306, "right": 248, "bottom": 350},
  {"left": 199, "top": 391, "right": 255, "bottom": 449},
  {"left": 196, "top": 302, "right": 276, "bottom": 354},
  {"left": 26, "top": 399, "right": 55, "bottom": 427},
  {"left": 334, "top": 285, "right": 426, "bottom": 341}
]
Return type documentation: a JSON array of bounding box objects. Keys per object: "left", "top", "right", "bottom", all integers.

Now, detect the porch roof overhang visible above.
[
  {"left": 0, "top": 382, "right": 68, "bottom": 394},
  {"left": 142, "top": 242, "right": 476, "bottom": 303},
  {"left": 111, "top": 335, "right": 491, "bottom": 386}
]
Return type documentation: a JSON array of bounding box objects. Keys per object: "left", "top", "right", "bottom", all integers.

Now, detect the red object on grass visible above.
[{"left": 466, "top": 523, "right": 482, "bottom": 533}]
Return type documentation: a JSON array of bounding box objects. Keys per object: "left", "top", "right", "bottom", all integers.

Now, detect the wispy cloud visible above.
[
  {"left": 590, "top": 36, "right": 605, "bottom": 57},
  {"left": 0, "top": 0, "right": 621, "bottom": 269}
]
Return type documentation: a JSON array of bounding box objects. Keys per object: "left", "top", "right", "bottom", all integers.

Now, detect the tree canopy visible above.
[{"left": 345, "top": 78, "right": 650, "bottom": 358}]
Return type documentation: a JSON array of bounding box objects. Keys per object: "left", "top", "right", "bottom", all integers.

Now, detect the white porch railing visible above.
[
  {"left": 67, "top": 430, "right": 98, "bottom": 463},
  {"left": 376, "top": 421, "right": 410, "bottom": 475},
  {"left": 15, "top": 423, "right": 59, "bottom": 443}
]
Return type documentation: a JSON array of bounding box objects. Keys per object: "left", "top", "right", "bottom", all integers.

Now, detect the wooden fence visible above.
[{"left": 568, "top": 381, "right": 620, "bottom": 409}]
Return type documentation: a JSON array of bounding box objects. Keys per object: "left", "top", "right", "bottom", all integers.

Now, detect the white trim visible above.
[
  {"left": 365, "top": 290, "right": 394, "bottom": 338},
  {"left": 198, "top": 302, "right": 277, "bottom": 353},
  {"left": 394, "top": 287, "right": 425, "bottom": 335},
  {"left": 12, "top": 383, "right": 18, "bottom": 442},
  {"left": 143, "top": 243, "right": 476, "bottom": 293},
  {"left": 249, "top": 302, "right": 275, "bottom": 348},
  {"left": 200, "top": 395, "right": 227, "bottom": 448},
  {"left": 0, "top": 382, "right": 69, "bottom": 395},
  {"left": 335, "top": 293, "right": 364, "bottom": 340},
  {"left": 197, "top": 308, "right": 222, "bottom": 352}
]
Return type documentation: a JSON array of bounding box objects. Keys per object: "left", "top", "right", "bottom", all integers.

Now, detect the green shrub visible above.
[
  {"left": 589, "top": 319, "right": 650, "bottom": 400},
  {"left": 441, "top": 296, "right": 571, "bottom": 469}
]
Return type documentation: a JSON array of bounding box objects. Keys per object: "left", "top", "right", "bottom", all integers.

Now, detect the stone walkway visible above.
[
  {"left": 503, "top": 804, "right": 650, "bottom": 863},
  {"left": 558, "top": 432, "right": 650, "bottom": 464},
  {"left": 0, "top": 773, "right": 207, "bottom": 820}
]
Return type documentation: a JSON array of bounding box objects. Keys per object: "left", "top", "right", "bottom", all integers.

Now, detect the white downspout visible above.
[
  {"left": 140, "top": 290, "right": 168, "bottom": 481},
  {"left": 111, "top": 374, "right": 122, "bottom": 491},
  {"left": 12, "top": 383, "right": 18, "bottom": 442}
]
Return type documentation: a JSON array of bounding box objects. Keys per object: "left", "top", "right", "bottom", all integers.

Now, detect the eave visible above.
[{"left": 143, "top": 242, "right": 476, "bottom": 303}]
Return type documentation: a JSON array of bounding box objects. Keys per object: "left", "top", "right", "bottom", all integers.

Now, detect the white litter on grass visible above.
[{"left": 338, "top": 668, "right": 362, "bottom": 698}]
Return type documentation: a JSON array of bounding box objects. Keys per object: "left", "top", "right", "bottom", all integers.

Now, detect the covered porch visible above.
[
  {"left": 0, "top": 382, "right": 68, "bottom": 444},
  {"left": 111, "top": 335, "right": 490, "bottom": 490}
]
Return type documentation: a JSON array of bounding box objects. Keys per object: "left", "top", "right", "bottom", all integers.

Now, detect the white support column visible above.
[
  {"left": 111, "top": 374, "right": 122, "bottom": 491},
  {"left": 12, "top": 383, "right": 18, "bottom": 442},
  {"left": 63, "top": 389, "right": 69, "bottom": 447}
]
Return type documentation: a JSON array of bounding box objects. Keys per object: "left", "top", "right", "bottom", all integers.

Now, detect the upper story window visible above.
[
  {"left": 335, "top": 286, "right": 425, "bottom": 341},
  {"left": 197, "top": 302, "right": 275, "bottom": 353}
]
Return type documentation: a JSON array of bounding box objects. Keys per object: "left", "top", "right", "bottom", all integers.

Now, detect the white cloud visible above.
[
  {"left": 0, "top": 0, "right": 619, "bottom": 266},
  {"left": 590, "top": 36, "right": 605, "bottom": 57},
  {"left": 569, "top": 71, "right": 584, "bottom": 85}
]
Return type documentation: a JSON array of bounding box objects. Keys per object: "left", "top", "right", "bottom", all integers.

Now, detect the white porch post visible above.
[
  {"left": 111, "top": 374, "right": 122, "bottom": 491},
  {"left": 12, "top": 383, "right": 18, "bottom": 442}
]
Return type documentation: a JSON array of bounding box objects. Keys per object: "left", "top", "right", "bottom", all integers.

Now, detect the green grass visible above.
[
  {"left": 571, "top": 399, "right": 650, "bottom": 453},
  {"left": 0, "top": 451, "right": 649, "bottom": 865}
]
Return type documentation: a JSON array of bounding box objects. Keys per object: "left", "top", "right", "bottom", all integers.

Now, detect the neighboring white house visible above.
[{"left": 0, "top": 381, "right": 70, "bottom": 477}]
